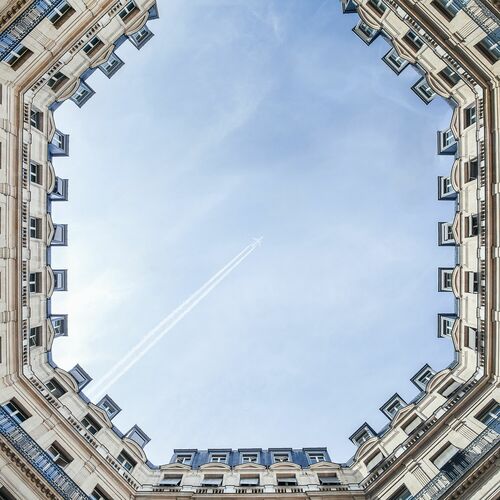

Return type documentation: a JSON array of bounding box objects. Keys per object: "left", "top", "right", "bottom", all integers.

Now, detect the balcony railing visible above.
[
  {"left": 0, "top": 406, "right": 89, "bottom": 500},
  {"left": 412, "top": 418, "right": 500, "bottom": 500},
  {"left": 0, "top": 0, "right": 67, "bottom": 60}
]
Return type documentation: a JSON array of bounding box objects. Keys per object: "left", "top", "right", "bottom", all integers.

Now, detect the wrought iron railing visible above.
[
  {"left": 0, "top": 0, "right": 67, "bottom": 60},
  {"left": 0, "top": 406, "right": 89, "bottom": 499},
  {"left": 459, "top": 0, "right": 500, "bottom": 43},
  {"left": 412, "top": 418, "right": 500, "bottom": 500}
]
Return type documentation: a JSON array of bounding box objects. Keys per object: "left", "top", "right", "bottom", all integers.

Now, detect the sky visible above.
[{"left": 50, "top": 0, "right": 457, "bottom": 466}]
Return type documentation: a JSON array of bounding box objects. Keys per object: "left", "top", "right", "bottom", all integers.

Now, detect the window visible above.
[
  {"left": 4, "top": 44, "right": 32, "bottom": 69},
  {"left": 83, "top": 37, "right": 104, "bottom": 57},
  {"left": 475, "top": 31, "right": 500, "bottom": 63},
  {"left": 277, "top": 475, "right": 297, "bottom": 486},
  {"left": 353, "top": 22, "right": 378, "bottom": 45},
  {"left": 175, "top": 453, "right": 193, "bottom": 465},
  {"left": 403, "top": 30, "right": 424, "bottom": 51},
  {"left": 466, "top": 271, "right": 479, "bottom": 293},
  {"left": 46, "top": 378, "right": 66, "bottom": 398},
  {"left": 125, "top": 426, "right": 150, "bottom": 448},
  {"left": 47, "top": 0, "right": 74, "bottom": 27},
  {"left": 90, "top": 486, "right": 112, "bottom": 500},
  {"left": 465, "top": 158, "right": 478, "bottom": 182},
  {"left": 465, "top": 214, "right": 479, "bottom": 237},
  {"left": 439, "top": 222, "right": 454, "bottom": 245},
  {"left": 71, "top": 81, "right": 95, "bottom": 108},
  {"left": 272, "top": 452, "right": 290, "bottom": 463},
  {"left": 53, "top": 269, "right": 67, "bottom": 291},
  {"left": 3, "top": 400, "right": 30, "bottom": 423},
  {"left": 99, "top": 52, "right": 124, "bottom": 78},
  {"left": 52, "top": 224, "right": 68, "bottom": 246},
  {"left": 47, "top": 72, "right": 69, "bottom": 92},
  {"left": 51, "top": 315, "right": 68, "bottom": 336},
  {"left": 431, "top": 0, "right": 461, "bottom": 20},
  {"left": 29, "top": 272, "right": 41, "bottom": 293},
  {"left": 350, "top": 424, "right": 375, "bottom": 446},
  {"left": 365, "top": 451, "right": 384, "bottom": 472},
  {"left": 431, "top": 443, "right": 459, "bottom": 470},
  {"left": 82, "top": 414, "right": 102, "bottom": 435},
  {"left": 129, "top": 26, "right": 154, "bottom": 49},
  {"left": 29, "top": 326, "right": 41, "bottom": 347},
  {"left": 465, "top": 326, "right": 477, "bottom": 349},
  {"left": 209, "top": 453, "right": 228, "bottom": 463},
  {"left": 119, "top": 1, "right": 139, "bottom": 20},
  {"left": 402, "top": 415, "right": 423, "bottom": 435},
  {"left": 117, "top": 450, "right": 136, "bottom": 472},
  {"left": 69, "top": 364, "right": 92, "bottom": 390},
  {"left": 476, "top": 401, "right": 500, "bottom": 426},
  {"left": 318, "top": 474, "right": 340, "bottom": 486},
  {"left": 239, "top": 475, "right": 259, "bottom": 487},
  {"left": 50, "top": 131, "right": 69, "bottom": 156},
  {"left": 411, "top": 77, "right": 436, "bottom": 104},
  {"left": 307, "top": 451, "right": 325, "bottom": 463},
  {"left": 438, "top": 176, "right": 455, "bottom": 199},
  {"left": 241, "top": 452, "right": 258, "bottom": 463},
  {"left": 388, "top": 485, "right": 412, "bottom": 500},
  {"left": 441, "top": 129, "right": 456, "bottom": 150},
  {"left": 382, "top": 397, "right": 405, "bottom": 419},
  {"left": 438, "top": 315, "right": 455, "bottom": 337},
  {"left": 30, "top": 109, "right": 43, "bottom": 130},
  {"left": 97, "top": 395, "right": 121, "bottom": 419},
  {"left": 201, "top": 476, "right": 223, "bottom": 487},
  {"left": 439, "top": 66, "right": 460, "bottom": 87},
  {"left": 411, "top": 365, "right": 435, "bottom": 390},
  {"left": 30, "top": 217, "right": 42, "bottom": 239},
  {"left": 47, "top": 442, "right": 72, "bottom": 468},
  {"left": 30, "top": 162, "right": 42, "bottom": 184},
  {"left": 438, "top": 268, "right": 453, "bottom": 292},
  {"left": 160, "top": 475, "right": 183, "bottom": 486},
  {"left": 464, "top": 106, "right": 476, "bottom": 128},
  {"left": 50, "top": 177, "right": 68, "bottom": 201},
  {"left": 367, "top": 0, "right": 387, "bottom": 14},
  {"left": 383, "top": 49, "right": 408, "bottom": 74},
  {"left": 440, "top": 379, "right": 461, "bottom": 397}
]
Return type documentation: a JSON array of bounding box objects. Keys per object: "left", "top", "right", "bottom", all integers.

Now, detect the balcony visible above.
[
  {"left": 412, "top": 418, "right": 500, "bottom": 500},
  {"left": 0, "top": 406, "right": 87, "bottom": 500}
]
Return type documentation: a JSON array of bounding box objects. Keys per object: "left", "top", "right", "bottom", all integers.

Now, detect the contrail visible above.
[{"left": 88, "top": 238, "right": 262, "bottom": 400}]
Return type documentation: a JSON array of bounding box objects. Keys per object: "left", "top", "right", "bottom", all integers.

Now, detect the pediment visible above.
[
  {"left": 234, "top": 463, "right": 265, "bottom": 471},
  {"left": 391, "top": 403, "right": 415, "bottom": 428},
  {"left": 200, "top": 463, "right": 230, "bottom": 471},
  {"left": 269, "top": 462, "right": 301, "bottom": 471},
  {"left": 160, "top": 463, "right": 192, "bottom": 471},
  {"left": 123, "top": 437, "right": 147, "bottom": 463},
  {"left": 308, "top": 461, "right": 339, "bottom": 470},
  {"left": 426, "top": 368, "right": 450, "bottom": 394},
  {"left": 88, "top": 402, "right": 113, "bottom": 428},
  {"left": 55, "top": 367, "right": 78, "bottom": 392}
]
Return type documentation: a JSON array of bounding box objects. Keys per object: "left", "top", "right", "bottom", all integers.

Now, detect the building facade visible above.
[{"left": 0, "top": 0, "right": 498, "bottom": 498}]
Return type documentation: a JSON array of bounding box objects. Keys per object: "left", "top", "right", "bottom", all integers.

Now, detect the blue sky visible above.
[{"left": 51, "top": 0, "right": 457, "bottom": 465}]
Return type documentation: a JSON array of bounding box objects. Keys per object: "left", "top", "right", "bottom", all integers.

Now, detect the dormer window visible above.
[
  {"left": 464, "top": 105, "right": 476, "bottom": 128},
  {"left": 50, "top": 177, "right": 68, "bottom": 201},
  {"left": 69, "top": 364, "right": 92, "bottom": 390},
  {"left": 53, "top": 269, "right": 67, "bottom": 291},
  {"left": 52, "top": 224, "right": 68, "bottom": 246},
  {"left": 411, "top": 77, "right": 436, "bottom": 104},
  {"left": 272, "top": 452, "right": 291, "bottom": 463},
  {"left": 403, "top": 30, "right": 424, "bottom": 51},
  {"left": 437, "top": 129, "right": 457, "bottom": 155},
  {"left": 438, "top": 222, "right": 454, "bottom": 246},
  {"left": 209, "top": 452, "right": 228, "bottom": 463},
  {"left": 71, "top": 81, "right": 95, "bottom": 108},
  {"left": 439, "top": 66, "right": 460, "bottom": 87},
  {"left": 99, "top": 52, "right": 124, "bottom": 78},
  {"left": 241, "top": 452, "right": 259, "bottom": 463},
  {"left": 380, "top": 394, "right": 406, "bottom": 419},
  {"left": 50, "top": 130, "right": 69, "bottom": 156},
  {"left": 465, "top": 214, "right": 479, "bottom": 237},
  {"left": 438, "top": 314, "right": 456, "bottom": 337},
  {"left": 382, "top": 48, "right": 408, "bottom": 74},
  {"left": 117, "top": 450, "right": 136, "bottom": 472},
  {"left": 438, "top": 268, "right": 453, "bottom": 292},
  {"left": 307, "top": 451, "right": 326, "bottom": 463},
  {"left": 475, "top": 30, "right": 500, "bottom": 63},
  {"left": 352, "top": 21, "right": 378, "bottom": 45},
  {"left": 277, "top": 475, "right": 297, "bottom": 486},
  {"left": 51, "top": 315, "right": 68, "bottom": 336},
  {"left": 411, "top": 364, "right": 435, "bottom": 390},
  {"left": 129, "top": 26, "right": 154, "bottom": 49},
  {"left": 125, "top": 425, "right": 150, "bottom": 448},
  {"left": 175, "top": 453, "right": 193, "bottom": 465},
  {"left": 341, "top": 0, "right": 357, "bottom": 13},
  {"left": 97, "top": 395, "right": 121, "bottom": 420},
  {"left": 438, "top": 176, "right": 456, "bottom": 199},
  {"left": 83, "top": 36, "right": 104, "bottom": 57},
  {"left": 349, "top": 423, "right": 375, "bottom": 446},
  {"left": 46, "top": 378, "right": 66, "bottom": 398}
]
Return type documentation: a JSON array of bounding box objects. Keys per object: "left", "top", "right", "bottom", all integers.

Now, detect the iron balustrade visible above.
[
  {"left": 411, "top": 417, "right": 500, "bottom": 500},
  {"left": 0, "top": 0, "right": 68, "bottom": 60},
  {"left": 0, "top": 406, "right": 89, "bottom": 500}
]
